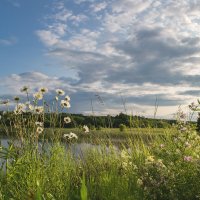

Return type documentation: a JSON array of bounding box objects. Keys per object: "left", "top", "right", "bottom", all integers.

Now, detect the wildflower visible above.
[
  {"left": 18, "top": 103, "right": 26, "bottom": 110},
  {"left": 184, "top": 156, "right": 192, "bottom": 162},
  {"left": 64, "top": 95, "right": 70, "bottom": 101},
  {"left": 185, "top": 141, "right": 191, "bottom": 148},
  {"left": 176, "top": 149, "right": 181, "bottom": 154},
  {"left": 63, "top": 133, "right": 69, "bottom": 138},
  {"left": 156, "top": 159, "right": 166, "bottom": 168},
  {"left": 61, "top": 100, "right": 70, "bottom": 108},
  {"left": 145, "top": 155, "right": 155, "bottom": 164},
  {"left": 63, "top": 132, "right": 78, "bottom": 140},
  {"left": 20, "top": 86, "right": 29, "bottom": 92},
  {"left": 180, "top": 126, "right": 187, "bottom": 132},
  {"left": 36, "top": 127, "right": 44, "bottom": 134},
  {"left": 25, "top": 102, "right": 34, "bottom": 111},
  {"left": 33, "top": 92, "right": 43, "bottom": 100},
  {"left": 34, "top": 106, "right": 44, "bottom": 114},
  {"left": 122, "top": 161, "right": 128, "bottom": 169},
  {"left": 14, "top": 96, "right": 20, "bottom": 102},
  {"left": 35, "top": 121, "right": 43, "bottom": 127},
  {"left": 14, "top": 103, "right": 26, "bottom": 115},
  {"left": 160, "top": 144, "right": 165, "bottom": 148},
  {"left": 56, "top": 89, "right": 65, "bottom": 96},
  {"left": 189, "top": 102, "right": 198, "bottom": 111},
  {"left": 121, "top": 149, "right": 130, "bottom": 159},
  {"left": 132, "top": 164, "right": 138, "bottom": 170},
  {"left": 39, "top": 87, "right": 48, "bottom": 94},
  {"left": 137, "top": 179, "right": 143, "bottom": 186},
  {"left": 70, "top": 132, "right": 78, "bottom": 139},
  {"left": 14, "top": 109, "right": 22, "bottom": 115},
  {"left": 64, "top": 117, "right": 71, "bottom": 124},
  {"left": 0, "top": 100, "right": 9, "bottom": 105},
  {"left": 83, "top": 125, "right": 89, "bottom": 133},
  {"left": 177, "top": 111, "right": 186, "bottom": 121}
]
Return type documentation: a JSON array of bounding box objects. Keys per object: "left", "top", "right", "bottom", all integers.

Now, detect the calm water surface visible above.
[{"left": 0, "top": 138, "right": 101, "bottom": 154}]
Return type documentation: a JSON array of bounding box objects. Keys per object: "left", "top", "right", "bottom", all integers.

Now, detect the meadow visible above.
[{"left": 0, "top": 87, "right": 200, "bottom": 200}]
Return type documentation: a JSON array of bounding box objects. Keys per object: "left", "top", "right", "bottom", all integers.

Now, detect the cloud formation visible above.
[{"left": 3, "top": 0, "right": 200, "bottom": 118}]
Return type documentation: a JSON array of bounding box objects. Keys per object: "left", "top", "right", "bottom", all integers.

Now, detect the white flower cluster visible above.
[
  {"left": 83, "top": 125, "right": 89, "bottom": 133},
  {"left": 55, "top": 89, "right": 71, "bottom": 108},
  {"left": 35, "top": 121, "right": 44, "bottom": 134},
  {"left": 120, "top": 149, "right": 133, "bottom": 170},
  {"left": 33, "top": 87, "right": 48, "bottom": 100},
  {"left": 14, "top": 103, "right": 26, "bottom": 115},
  {"left": 63, "top": 132, "right": 78, "bottom": 140}
]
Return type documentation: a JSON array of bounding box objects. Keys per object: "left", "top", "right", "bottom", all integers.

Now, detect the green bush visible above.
[{"left": 119, "top": 124, "right": 126, "bottom": 132}]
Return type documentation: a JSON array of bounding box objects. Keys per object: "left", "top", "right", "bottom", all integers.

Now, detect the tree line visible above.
[{"left": 0, "top": 111, "right": 178, "bottom": 129}]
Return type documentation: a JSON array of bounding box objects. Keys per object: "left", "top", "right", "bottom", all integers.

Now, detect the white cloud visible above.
[
  {"left": 0, "top": 37, "right": 18, "bottom": 46},
  {"left": 36, "top": 30, "right": 59, "bottom": 46},
  {"left": 33, "top": 0, "right": 200, "bottom": 117},
  {"left": 0, "top": 72, "right": 73, "bottom": 95},
  {"left": 74, "top": 0, "right": 96, "bottom": 4},
  {"left": 0, "top": 71, "right": 197, "bottom": 117},
  {"left": 90, "top": 2, "right": 107, "bottom": 12},
  {"left": 53, "top": 8, "right": 73, "bottom": 22}
]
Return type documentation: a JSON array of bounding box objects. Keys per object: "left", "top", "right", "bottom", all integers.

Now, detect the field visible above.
[
  {"left": 43, "top": 127, "right": 167, "bottom": 141},
  {"left": 0, "top": 88, "right": 200, "bottom": 200}
]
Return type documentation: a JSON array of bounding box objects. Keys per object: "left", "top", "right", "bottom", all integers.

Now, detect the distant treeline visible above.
[
  {"left": 67, "top": 112, "right": 177, "bottom": 129},
  {"left": 0, "top": 111, "right": 184, "bottom": 129}
]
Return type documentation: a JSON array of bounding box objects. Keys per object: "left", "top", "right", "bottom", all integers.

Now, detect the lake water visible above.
[
  {"left": 0, "top": 138, "right": 102, "bottom": 155},
  {"left": 0, "top": 138, "right": 106, "bottom": 171}
]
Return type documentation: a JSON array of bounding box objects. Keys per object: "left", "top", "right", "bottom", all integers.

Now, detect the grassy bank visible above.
[{"left": 0, "top": 128, "right": 199, "bottom": 200}]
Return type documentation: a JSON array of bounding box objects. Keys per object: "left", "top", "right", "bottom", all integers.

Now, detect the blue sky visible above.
[{"left": 1, "top": 0, "right": 200, "bottom": 118}]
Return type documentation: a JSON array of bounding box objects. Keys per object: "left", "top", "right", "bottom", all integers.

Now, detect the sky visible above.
[{"left": 0, "top": 0, "right": 200, "bottom": 118}]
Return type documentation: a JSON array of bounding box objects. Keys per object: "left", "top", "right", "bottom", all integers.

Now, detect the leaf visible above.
[
  {"left": 35, "top": 180, "right": 42, "bottom": 200},
  {"left": 80, "top": 173, "right": 88, "bottom": 200},
  {"left": 35, "top": 190, "right": 42, "bottom": 200}
]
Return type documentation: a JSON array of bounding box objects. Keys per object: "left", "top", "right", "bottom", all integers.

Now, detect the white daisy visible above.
[
  {"left": 64, "top": 117, "right": 71, "bottom": 124},
  {"left": 39, "top": 87, "right": 48, "bottom": 94},
  {"left": 63, "top": 132, "right": 78, "bottom": 140},
  {"left": 14, "top": 103, "right": 26, "bottom": 115},
  {"left": 56, "top": 89, "right": 65, "bottom": 96},
  {"left": 35, "top": 121, "right": 43, "bottom": 127},
  {"left": 33, "top": 92, "right": 43, "bottom": 100},
  {"left": 34, "top": 106, "right": 44, "bottom": 114},
  {"left": 36, "top": 127, "right": 44, "bottom": 134},
  {"left": 61, "top": 100, "right": 70, "bottom": 108},
  {"left": 64, "top": 95, "right": 70, "bottom": 101},
  {"left": 20, "top": 86, "right": 29, "bottom": 93},
  {"left": 83, "top": 125, "right": 89, "bottom": 133}
]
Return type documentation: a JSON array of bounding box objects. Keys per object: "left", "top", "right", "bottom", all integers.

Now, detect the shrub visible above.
[{"left": 119, "top": 124, "right": 126, "bottom": 132}]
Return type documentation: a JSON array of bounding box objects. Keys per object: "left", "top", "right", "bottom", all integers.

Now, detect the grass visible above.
[
  {"left": 1, "top": 129, "right": 199, "bottom": 200},
  {"left": 0, "top": 87, "right": 199, "bottom": 199},
  {"left": 43, "top": 127, "right": 168, "bottom": 140}
]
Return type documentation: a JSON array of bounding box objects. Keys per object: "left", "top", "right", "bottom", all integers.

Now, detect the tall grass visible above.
[{"left": 0, "top": 87, "right": 199, "bottom": 199}]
